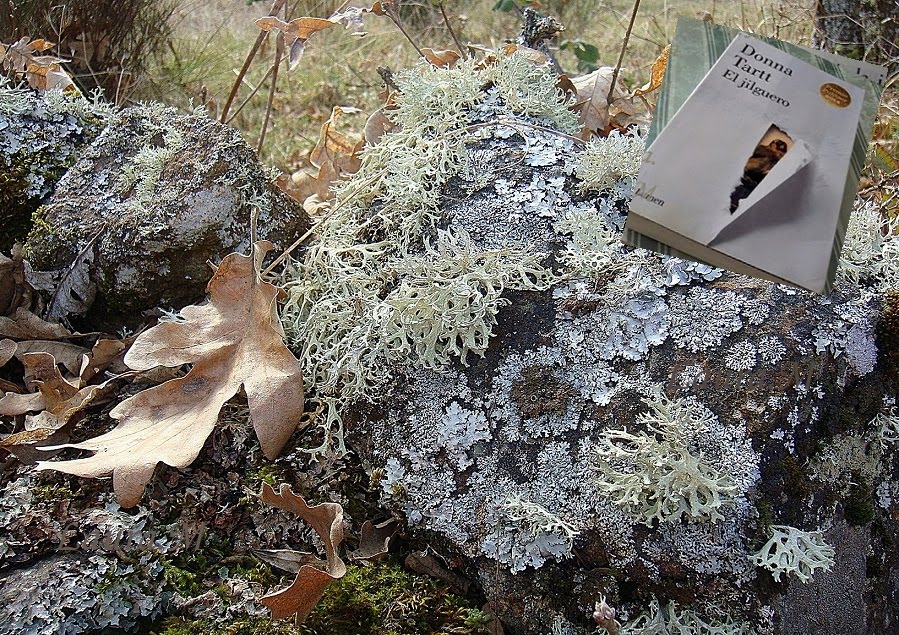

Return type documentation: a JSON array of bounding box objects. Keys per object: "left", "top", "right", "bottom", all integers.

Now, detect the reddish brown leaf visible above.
[
  {"left": 421, "top": 47, "right": 461, "bottom": 68},
  {"left": 37, "top": 242, "right": 304, "bottom": 508},
  {"left": 259, "top": 483, "right": 347, "bottom": 621},
  {"left": 634, "top": 44, "right": 670, "bottom": 97}
]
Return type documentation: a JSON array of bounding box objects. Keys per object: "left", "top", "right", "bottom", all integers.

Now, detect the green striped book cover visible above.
[{"left": 623, "top": 17, "right": 885, "bottom": 294}]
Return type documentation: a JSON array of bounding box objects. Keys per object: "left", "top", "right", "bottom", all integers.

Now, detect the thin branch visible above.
[
  {"left": 383, "top": 6, "right": 424, "bottom": 58},
  {"left": 225, "top": 62, "right": 276, "bottom": 125},
  {"left": 608, "top": 0, "right": 641, "bottom": 104},
  {"left": 438, "top": 3, "right": 467, "bottom": 59},
  {"left": 257, "top": 31, "right": 284, "bottom": 155},
  {"left": 221, "top": 0, "right": 287, "bottom": 123}
]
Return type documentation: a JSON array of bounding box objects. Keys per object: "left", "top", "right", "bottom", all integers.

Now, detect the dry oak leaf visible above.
[
  {"left": 571, "top": 67, "right": 648, "bottom": 139},
  {"left": 0, "top": 352, "right": 108, "bottom": 462},
  {"left": 37, "top": 242, "right": 304, "bottom": 508},
  {"left": 634, "top": 44, "right": 670, "bottom": 97},
  {"left": 259, "top": 482, "right": 347, "bottom": 621}
]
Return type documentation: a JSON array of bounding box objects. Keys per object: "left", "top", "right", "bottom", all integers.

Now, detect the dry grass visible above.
[{"left": 137, "top": 0, "right": 894, "bottom": 178}]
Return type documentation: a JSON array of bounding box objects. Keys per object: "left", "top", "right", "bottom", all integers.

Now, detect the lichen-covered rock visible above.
[
  {"left": 0, "top": 82, "right": 111, "bottom": 252},
  {"left": 23, "top": 102, "right": 310, "bottom": 328},
  {"left": 349, "top": 144, "right": 899, "bottom": 633},
  {"left": 268, "top": 57, "right": 899, "bottom": 635}
]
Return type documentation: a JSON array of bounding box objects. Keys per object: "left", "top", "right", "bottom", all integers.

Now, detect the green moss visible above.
[
  {"left": 151, "top": 617, "right": 305, "bottom": 635},
  {"left": 33, "top": 483, "right": 75, "bottom": 502},
  {"left": 160, "top": 556, "right": 203, "bottom": 597},
  {"left": 245, "top": 463, "right": 291, "bottom": 488},
  {"left": 842, "top": 480, "right": 876, "bottom": 526},
  {"left": 301, "top": 556, "right": 491, "bottom": 635}
]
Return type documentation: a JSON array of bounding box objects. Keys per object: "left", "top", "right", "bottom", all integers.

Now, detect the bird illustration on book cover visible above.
[{"left": 730, "top": 125, "right": 792, "bottom": 213}]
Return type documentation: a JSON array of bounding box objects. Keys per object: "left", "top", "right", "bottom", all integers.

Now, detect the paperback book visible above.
[{"left": 623, "top": 18, "right": 887, "bottom": 294}]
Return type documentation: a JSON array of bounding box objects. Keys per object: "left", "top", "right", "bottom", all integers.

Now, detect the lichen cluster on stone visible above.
[
  {"left": 279, "top": 53, "right": 577, "bottom": 455},
  {"left": 748, "top": 524, "right": 835, "bottom": 583},
  {"left": 594, "top": 388, "right": 747, "bottom": 525},
  {"left": 0, "top": 80, "right": 111, "bottom": 248}
]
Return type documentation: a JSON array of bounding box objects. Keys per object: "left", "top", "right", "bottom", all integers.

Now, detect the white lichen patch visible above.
[
  {"left": 725, "top": 340, "right": 758, "bottom": 372},
  {"left": 616, "top": 598, "right": 756, "bottom": 635},
  {"left": 481, "top": 494, "right": 579, "bottom": 573},
  {"left": 574, "top": 130, "right": 644, "bottom": 193},
  {"left": 667, "top": 288, "right": 745, "bottom": 352},
  {"left": 748, "top": 524, "right": 835, "bottom": 583},
  {"left": 594, "top": 388, "right": 757, "bottom": 525}
]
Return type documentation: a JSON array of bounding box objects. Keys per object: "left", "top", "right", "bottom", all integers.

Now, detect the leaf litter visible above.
[{"left": 36, "top": 241, "right": 305, "bottom": 508}]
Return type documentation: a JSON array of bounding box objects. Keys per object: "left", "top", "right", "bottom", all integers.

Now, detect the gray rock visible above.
[
  {"left": 0, "top": 83, "right": 110, "bottom": 251},
  {"left": 23, "top": 102, "right": 310, "bottom": 329}
]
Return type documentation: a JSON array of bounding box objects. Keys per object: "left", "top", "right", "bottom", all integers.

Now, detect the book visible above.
[{"left": 623, "top": 18, "right": 887, "bottom": 294}]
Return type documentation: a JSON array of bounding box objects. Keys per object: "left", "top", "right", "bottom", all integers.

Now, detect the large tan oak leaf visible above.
[{"left": 37, "top": 242, "right": 304, "bottom": 508}]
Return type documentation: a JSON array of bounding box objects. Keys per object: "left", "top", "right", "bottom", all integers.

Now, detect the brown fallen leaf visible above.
[
  {"left": 78, "top": 337, "right": 130, "bottom": 384},
  {"left": 13, "top": 340, "right": 90, "bottom": 376},
  {"left": 348, "top": 518, "right": 400, "bottom": 561},
  {"left": 634, "top": 44, "right": 670, "bottom": 97},
  {"left": 0, "top": 245, "right": 33, "bottom": 317},
  {"left": 37, "top": 242, "right": 304, "bottom": 507},
  {"left": 571, "top": 67, "right": 649, "bottom": 139},
  {"left": 0, "top": 308, "right": 72, "bottom": 340},
  {"left": 258, "top": 483, "right": 347, "bottom": 621},
  {"left": 0, "top": 351, "right": 108, "bottom": 462},
  {"left": 421, "top": 47, "right": 461, "bottom": 68},
  {"left": 363, "top": 106, "right": 399, "bottom": 146},
  {"left": 0, "top": 339, "right": 16, "bottom": 367},
  {"left": 404, "top": 550, "right": 471, "bottom": 593},
  {"left": 501, "top": 43, "right": 548, "bottom": 65},
  {"left": 285, "top": 106, "right": 364, "bottom": 207}
]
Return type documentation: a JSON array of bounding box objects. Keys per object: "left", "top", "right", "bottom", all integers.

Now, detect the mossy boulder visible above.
[
  {"left": 0, "top": 84, "right": 111, "bottom": 252},
  {"left": 23, "top": 103, "right": 310, "bottom": 329}
]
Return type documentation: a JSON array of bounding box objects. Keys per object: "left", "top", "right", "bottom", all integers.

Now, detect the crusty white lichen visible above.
[
  {"left": 748, "top": 524, "right": 835, "bottom": 583},
  {"left": 481, "top": 494, "right": 579, "bottom": 573}
]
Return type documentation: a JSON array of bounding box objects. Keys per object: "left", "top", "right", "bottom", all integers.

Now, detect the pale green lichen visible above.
[
  {"left": 280, "top": 53, "right": 567, "bottom": 456},
  {"left": 485, "top": 53, "right": 580, "bottom": 134},
  {"left": 594, "top": 389, "right": 740, "bottom": 525},
  {"left": 116, "top": 126, "right": 186, "bottom": 206},
  {"left": 748, "top": 524, "right": 835, "bottom": 583},
  {"left": 839, "top": 197, "right": 899, "bottom": 291},
  {"left": 615, "top": 598, "right": 755, "bottom": 635},
  {"left": 574, "top": 130, "right": 644, "bottom": 193},
  {"left": 0, "top": 79, "right": 31, "bottom": 116}
]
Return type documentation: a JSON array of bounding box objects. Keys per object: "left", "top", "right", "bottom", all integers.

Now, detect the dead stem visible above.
[
  {"left": 608, "top": 0, "right": 642, "bottom": 104},
  {"left": 439, "top": 3, "right": 467, "bottom": 59},
  {"left": 221, "top": 0, "right": 286, "bottom": 123}
]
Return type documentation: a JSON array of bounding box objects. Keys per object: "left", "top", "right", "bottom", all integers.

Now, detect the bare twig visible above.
[
  {"left": 221, "top": 0, "right": 287, "bottom": 123},
  {"left": 382, "top": 4, "right": 424, "bottom": 58},
  {"left": 438, "top": 3, "right": 467, "bottom": 59},
  {"left": 257, "top": 31, "right": 285, "bottom": 155},
  {"left": 225, "top": 62, "right": 276, "bottom": 125},
  {"left": 608, "top": 0, "right": 642, "bottom": 104}
]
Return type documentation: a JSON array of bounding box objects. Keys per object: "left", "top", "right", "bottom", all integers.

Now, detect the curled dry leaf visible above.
[
  {"left": 421, "top": 47, "right": 461, "bottom": 68},
  {"left": 571, "top": 66, "right": 649, "bottom": 139},
  {"left": 255, "top": 4, "right": 374, "bottom": 71},
  {"left": 286, "top": 106, "right": 364, "bottom": 206},
  {"left": 0, "top": 351, "right": 108, "bottom": 462},
  {"left": 0, "top": 308, "right": 72, "bottom": 340},
  {"left": 37, "top": 242, "right": 304, "bottom": 508},
  {"left": 258, "top": 482, "right": 347, "bottom": 621},
  {"left": 13, "top": 340, "right": 90, "bottom": 376},
  {"left": 634, "top": 44, "right": 670, "bottom": 97},
  {"left": 348, "top": 518, "right": 400, "bottom": 561},
  {"left": 1, "top": 36, "right": 76, "bottom": 93}
]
